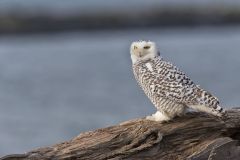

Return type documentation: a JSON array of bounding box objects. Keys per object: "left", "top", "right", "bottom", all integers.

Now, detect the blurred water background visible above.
[{"left": 1, "top": 0, "right": 240, "bottom": 156}]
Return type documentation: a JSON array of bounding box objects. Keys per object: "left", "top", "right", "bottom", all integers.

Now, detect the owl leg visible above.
[{"left": 146, "top": 111, "right": 171, "bottom": 122}]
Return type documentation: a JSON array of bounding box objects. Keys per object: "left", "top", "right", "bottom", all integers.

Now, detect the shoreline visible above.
[{"left": 0, "top": 6, "right": 240, "bottom": 34}]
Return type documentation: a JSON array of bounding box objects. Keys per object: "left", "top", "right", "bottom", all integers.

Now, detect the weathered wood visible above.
[{"left": 1, "top": 109, "right": 240, "bottom": 160}]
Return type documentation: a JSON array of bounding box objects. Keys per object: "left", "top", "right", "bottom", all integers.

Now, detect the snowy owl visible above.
[{"left": 130, "top": 40, "right": 225, "bottom": 122}]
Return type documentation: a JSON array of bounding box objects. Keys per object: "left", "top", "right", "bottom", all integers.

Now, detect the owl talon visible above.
[{"left": 146, "top": 111, "right": 171, "bottom": 122}]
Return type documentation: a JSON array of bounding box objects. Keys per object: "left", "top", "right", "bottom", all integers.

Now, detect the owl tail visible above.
[
  {"left": 190, "top": 104, "right": 225, "bottom": 117},
  {"left": 215, "top": 105, "right": 227, "bottom": 117},
  {"left": 216, "top": 105, "right": 225, "bottom": 113}
]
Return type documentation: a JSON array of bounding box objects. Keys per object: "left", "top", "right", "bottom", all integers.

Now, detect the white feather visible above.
[
  {"left": 146, "top": 111, "right": 171, "bottom": 122},
  {"left": 145, "top": 63, "right": 153, "bottom": 71}
]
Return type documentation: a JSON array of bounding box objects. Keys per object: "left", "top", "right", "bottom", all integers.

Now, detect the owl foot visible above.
[{"left": 146, "top": 111, "right": 171, "bottom": 122}]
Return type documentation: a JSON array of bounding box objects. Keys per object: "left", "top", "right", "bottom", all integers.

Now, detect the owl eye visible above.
[
  {"left": 143, "top": 46, "right": 151, "bottom": 49},
  {"left": 134, "top": 46, "right": 138, "bottom": 50}
]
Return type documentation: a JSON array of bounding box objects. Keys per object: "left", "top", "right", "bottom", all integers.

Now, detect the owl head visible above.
[{"left": 130, "top": 40, "right": 159, "bottom": 64}]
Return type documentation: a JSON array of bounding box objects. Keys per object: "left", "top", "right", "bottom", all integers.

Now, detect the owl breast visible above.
[{"left": 132, "top": 59, "right": 186, "bottom": 118}]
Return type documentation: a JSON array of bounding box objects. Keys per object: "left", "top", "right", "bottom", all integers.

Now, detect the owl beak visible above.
[{"left": 136, "top": 52, "right": 142, "bottom": 57}]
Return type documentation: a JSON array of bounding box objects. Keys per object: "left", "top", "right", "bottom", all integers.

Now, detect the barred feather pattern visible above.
[{"left": 133, "top": 56, "right": 224, "bottom": 118}]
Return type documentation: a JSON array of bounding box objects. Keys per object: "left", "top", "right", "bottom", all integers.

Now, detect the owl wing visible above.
[{"left": 151, "top": 60, "right": 220, "bottom": 108}]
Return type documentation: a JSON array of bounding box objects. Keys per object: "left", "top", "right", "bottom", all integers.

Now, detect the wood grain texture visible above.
[{"left": 1, "top": 109, "right": 240, "bottom": 160}]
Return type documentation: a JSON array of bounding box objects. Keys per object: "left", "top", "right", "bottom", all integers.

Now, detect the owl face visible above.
[{"left": 130, "top": 40, "right": 158, "bottom": 64}]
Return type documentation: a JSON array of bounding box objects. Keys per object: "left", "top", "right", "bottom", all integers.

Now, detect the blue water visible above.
[{"left": 0, "top": 26, "right": 240, "bottom": 155}]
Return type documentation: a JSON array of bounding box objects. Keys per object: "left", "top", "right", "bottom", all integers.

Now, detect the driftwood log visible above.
[{"left": 1, "top": 109, "right": 240, "bottom": 160}]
